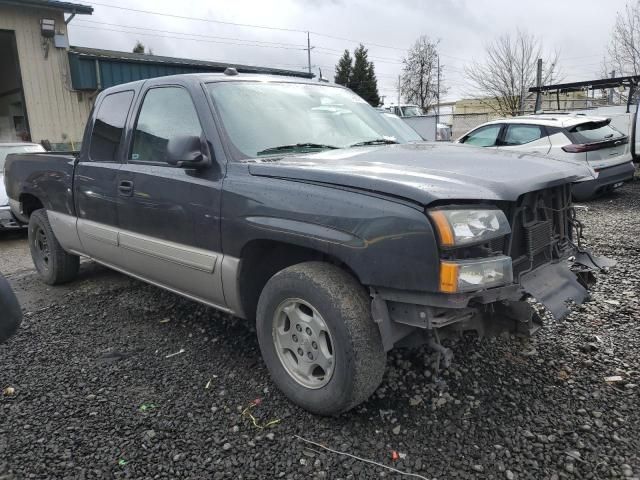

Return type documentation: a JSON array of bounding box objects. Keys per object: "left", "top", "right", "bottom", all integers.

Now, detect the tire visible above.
[
  {"left": 28, "top": 209, "right": 79, "bottom": 285},
  {"left": 256, "top": 261, "right": 386, "bottom": 415},
  {"left": 0, "top": 274, "right": 22, "bottom": 344}
]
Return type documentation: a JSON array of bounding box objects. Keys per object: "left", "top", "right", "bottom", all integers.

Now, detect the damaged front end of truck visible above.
[{"left": 371, "top": 183, "right": 614, "bottom": 367}]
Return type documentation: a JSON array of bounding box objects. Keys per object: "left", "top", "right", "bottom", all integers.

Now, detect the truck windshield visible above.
[
  {"left": 380, "top": 113, "right": 423, "bottom": 142},
  {"left": 206, "top": 82, "right": 402, "bottom": 159}
]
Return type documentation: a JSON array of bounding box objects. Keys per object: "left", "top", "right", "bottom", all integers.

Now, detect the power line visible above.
[
  {"left": 70, "top": 24, "right": 309, "bottom": 51},
  {"left": 87, "top": 1, "right": 474, "bottom": 64},
  {"left": 88, "top": 1, "right": 307, "bottom": 33},
  {"left": 74, "top": 19, "right": 307, "bottom": 48},
  {"left": 83, "top": 0, "right": 613, "bottom": 97}
]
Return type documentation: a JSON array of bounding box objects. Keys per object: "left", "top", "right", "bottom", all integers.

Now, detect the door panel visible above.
[
  {"left": 499, "top": 136, "right": 552, "bottom": 154},
  {"left": 116, "top": 85, "right": 225, "bottom": 306},
  {"left": 75, "top": 90, "right": 134, "bottom": 261}
]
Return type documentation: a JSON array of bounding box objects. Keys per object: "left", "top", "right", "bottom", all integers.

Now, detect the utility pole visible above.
[
  {"left": 608, "top": 69, "right": 616, "bottom": 104},
  {"left": 436, "top": 54, "right": 441, "bottom": 119},
  {"left": 397, "top": 74, "right": 401, "bottom": 107},
  {"left": 534, "top": 58, "right": 543, "bottom": 113},
  {"left": 306, "top": 32, "right": 312, "bottom": 76},
  {"left": 518, "top": 63, "right": 526, "bottom": 115},
  {"left": 436, "top": 54, "right": 440, "bottom": 140}
]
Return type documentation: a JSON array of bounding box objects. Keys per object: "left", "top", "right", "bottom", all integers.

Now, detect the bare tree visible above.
[
  {"left": 607, "top": 0, "right": 640, "bottom": 76},
  {"left": 400, "top": 36, "right": 444, "bottom": 111},
  {"left": 601, "top": 1, "right": 640, "bottom": 104},
  {"left": 465, "top": 30, "right": 559, "bottom": 116}
]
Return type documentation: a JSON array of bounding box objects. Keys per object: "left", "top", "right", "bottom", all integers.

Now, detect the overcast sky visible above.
[{"left": 67, "top": 0, "right": 629, "bottom": 105}]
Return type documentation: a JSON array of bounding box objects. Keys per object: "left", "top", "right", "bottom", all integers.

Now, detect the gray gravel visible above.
[{"left": 1, "top": 179, "right": 639, "bottom": 479}]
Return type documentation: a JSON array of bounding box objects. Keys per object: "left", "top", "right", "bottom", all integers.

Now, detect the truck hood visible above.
[
  {"left": 247, "top": 143, "right": 596, "bottom": 205},
  {"left": 0, "top": 174, "right": 7, "bottom": 206}
]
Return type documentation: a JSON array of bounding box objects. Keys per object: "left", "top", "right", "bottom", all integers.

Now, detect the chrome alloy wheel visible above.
[{"left": 272, "top": 298, "right": 335, "bottom": 389}]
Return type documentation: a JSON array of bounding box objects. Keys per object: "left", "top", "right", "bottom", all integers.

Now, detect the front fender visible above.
[{"left": 222, "top": 164, "right": 440, "bottom": 292}]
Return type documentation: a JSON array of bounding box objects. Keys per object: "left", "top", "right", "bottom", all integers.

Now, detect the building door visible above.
[{"left": 0, "top": 30, "right": 29, "bottom": 142}]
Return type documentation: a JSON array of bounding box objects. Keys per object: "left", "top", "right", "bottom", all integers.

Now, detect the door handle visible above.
[{"left": 118, "top": 180, "right": 134, "bottom": 196}]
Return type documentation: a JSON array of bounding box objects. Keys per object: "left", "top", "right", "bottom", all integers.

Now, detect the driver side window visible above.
[
  {"left": 130, "top": 87, "right": 202, "bottom": 164},
  {"left": 462, "top": 124, "right": 501, "bottom": 147}
]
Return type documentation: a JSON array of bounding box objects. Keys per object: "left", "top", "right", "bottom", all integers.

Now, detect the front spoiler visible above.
[{"left": 520, "top": 252, "right": 615, "bottom": 319}]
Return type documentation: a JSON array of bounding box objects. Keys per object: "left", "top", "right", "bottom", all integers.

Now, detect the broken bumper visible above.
[
  {"left": 519, "top": 252, "right": 615, "bottom": 319},
  {"left": 372, "top": 249, "right": 614, "bottom": 349}
]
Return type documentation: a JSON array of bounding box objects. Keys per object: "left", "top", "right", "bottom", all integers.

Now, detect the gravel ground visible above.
[
  {"left": 1, "top": 180, "right": 639, "bottom": 480},
  {"left": 0, "top": 230, "right": 31, "bottom": 276}
]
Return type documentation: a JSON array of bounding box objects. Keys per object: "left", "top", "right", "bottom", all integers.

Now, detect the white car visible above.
[
  {"left": 456, "top": 114, "right": 636, "bottom": 200},
  {"left": 1, "top": 142, "right": 45, "bottom": 229}
]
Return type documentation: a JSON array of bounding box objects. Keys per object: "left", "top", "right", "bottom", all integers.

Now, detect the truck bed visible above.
[{"left": 4, "top": 152, "right": 79, "bottom": 222}]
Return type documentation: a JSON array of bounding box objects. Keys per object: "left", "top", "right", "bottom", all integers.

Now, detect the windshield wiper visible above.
[
  {"left": 257, "top": 143, "right": 340, "bottom": 156},
  {"left": 350, "top": 138, "right": 399, "bottom": 147}
]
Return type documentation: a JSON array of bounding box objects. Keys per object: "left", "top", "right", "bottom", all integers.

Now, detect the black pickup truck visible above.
[{"left": 4, "top": 72, "right": 611, "bottom": 415}]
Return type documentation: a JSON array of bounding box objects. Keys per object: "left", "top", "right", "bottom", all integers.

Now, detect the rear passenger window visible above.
[
  {"left": 503, "top": 124, "right": 543, "bottom": 146},
  {"left": 130, "top": 87, "right": 202, "bottom": 163},
  {"left": 89, "top": 91, "right": 134, "bottom": 162}
]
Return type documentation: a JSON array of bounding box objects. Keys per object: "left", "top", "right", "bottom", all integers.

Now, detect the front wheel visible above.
[
  {"left": 256, "top": 262, "right": 386, "bottom": 415},
  {"left": 28, "top": 209, "right": 79, "bottom": 285}
]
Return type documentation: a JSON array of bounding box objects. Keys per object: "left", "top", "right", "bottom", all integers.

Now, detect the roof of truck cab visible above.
[
  {"left": 480, "top": 113, "right": 609, "bottom": 129},
  {"left": 100, "top": 72, "right": 343, "bottom": 94}
]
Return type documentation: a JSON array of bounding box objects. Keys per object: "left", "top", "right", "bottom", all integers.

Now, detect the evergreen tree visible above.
[
  {"left": 348, "top": 44, "right": 380, "bottom": 106},
  {"left": 132, "top": 41, "right": 145, "bottom": 54},
  {"left": 334, "top": 44, "right": 381, "bottom": 106},
  {"left": 364, "top": 62, "right": 381, "bottom": 107},
  {"left": 334, "top": 50, "right": 352, "bottom": 86}
]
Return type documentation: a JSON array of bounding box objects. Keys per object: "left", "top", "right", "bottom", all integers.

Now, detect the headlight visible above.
[
  {"left": 428, "top": 208, "right": 510, "bottom": 247},
  {"left": 439, "top": 256, "right": 513, "bottom": 293}
]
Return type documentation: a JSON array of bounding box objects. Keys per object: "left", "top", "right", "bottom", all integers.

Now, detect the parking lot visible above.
[{"left": 0, "top": 179, "right": 637, "bottom": 480}]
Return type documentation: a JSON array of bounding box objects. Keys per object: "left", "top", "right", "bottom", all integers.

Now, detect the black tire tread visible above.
[
  {"left": 29, "top": 209, "right": 79, "bottom": 285},
  {"left": 257, "top": 261, "right": 386, "bottom": 415}
]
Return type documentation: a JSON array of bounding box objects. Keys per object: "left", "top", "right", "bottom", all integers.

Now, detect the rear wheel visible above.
[
  {"left": 28, "top": 209, "right": 79, "bottom": 285},
  {"left": 256, "top": 261, "right": 386, "bottom": 415}
]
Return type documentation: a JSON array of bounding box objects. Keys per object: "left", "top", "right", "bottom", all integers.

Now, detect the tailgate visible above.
[{"left": 586, "top": 138, "right": 630, "bottom": 170}]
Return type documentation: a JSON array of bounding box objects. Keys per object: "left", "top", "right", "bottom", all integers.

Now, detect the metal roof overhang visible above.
[
  {"left": 0, "top": 0, "right": 93, "bottom": 14},
  {"left": 529, "top": 76, "right": 640, "bottom": 94},
  {"left": 529, "top": 75, "right": 640, "bottom": 113},
  {"left": 67, "top": 46, "right": 314, "bottom": 90}
]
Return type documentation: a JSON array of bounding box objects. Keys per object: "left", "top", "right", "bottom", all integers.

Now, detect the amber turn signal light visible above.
[
  {"left": 429, "top": 210, "right": 455, "bottom": 247},
  {"left": 439, "top": 261, "right": 459, "bottom": 293}
]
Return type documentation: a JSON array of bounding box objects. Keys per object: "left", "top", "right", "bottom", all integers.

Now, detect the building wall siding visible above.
[{"left": 0, "top": 5, "right": 92, "bottom": 145}]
